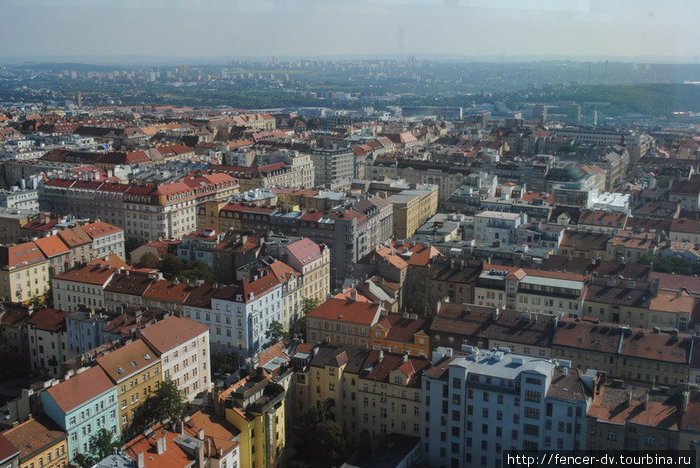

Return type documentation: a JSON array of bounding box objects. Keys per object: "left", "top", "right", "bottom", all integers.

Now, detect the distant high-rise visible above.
[{"left": 76, "top": 91, "right": 82, "bottom": 108}]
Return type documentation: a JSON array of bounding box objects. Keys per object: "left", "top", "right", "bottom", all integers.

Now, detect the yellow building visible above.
[
  {"left": 297, "top": 343, "right": 368, "bottom": 434},
  {"left": 222, "top": 376, "right": 286, "bottom": 468},
  {"left": 357, "top": 350, "right": 428, "bottom": 438},
  {"left": 96, "top": 339, "right": 162, "bottom": 432},
  {"left": 2, "top": 417, "right": 68, "bottom": 468},
  {"left": 0, "top": 241, "right": 50, "bottom": 303},
  {"left": 386, "top": 184, "right": 439, "bottom": 239},
  {"left": 283, "top": 238, "right": 331, "bottom": 304},
  {"left": 196, "top": 201, "right": 229, "bottom": 232}
]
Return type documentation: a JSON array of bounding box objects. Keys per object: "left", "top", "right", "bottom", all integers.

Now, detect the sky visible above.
[{"left": 0, "top": 0, "right": 698, "bottom": 62}]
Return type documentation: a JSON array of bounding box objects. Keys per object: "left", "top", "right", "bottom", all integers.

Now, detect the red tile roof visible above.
[
  {"left": 34, "top": 236, "right": 70, "bottom": 258},
  {"left": 2, "top": 417, "right": 65, "bottom": 461},
  {"left": 307, "top": 295, "right": 381, "bottom": 326},
  {"left": 139, "top": 316, "right": 208, "bottom": 355},
  {"left": 96, "top": 339, "right": 159, "bottom": 383},
  {"left": 45, "top": 366, "right": 115, "bottom": 413},
  {"left": 57, "top": 226, "right": 92, "bottom": 248},
  {"left": 27, "top": 308, "right": 70, "bottom": 333},
  {"left": 80, "top": 221, "right": 122, "bottom": 239},
  {"left": 123, "top": 424, "right": 192, "bottom": 468},
  {"left": 54, "top": 264, "right": 116, "bottom": 285},
  {"left": 0, "top": 242, "right": 46, "bottom": 269},
  {"left": 285, "top": 238, "right": 323, "bottom": 265}
]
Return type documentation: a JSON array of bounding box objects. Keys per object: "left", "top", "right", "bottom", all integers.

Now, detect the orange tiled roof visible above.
[
  {"left": 139, "top": 316, "right": 208, "bottom": 355},
  {"left": 45, "top": 366, "right": 114, "bottom": 413}
]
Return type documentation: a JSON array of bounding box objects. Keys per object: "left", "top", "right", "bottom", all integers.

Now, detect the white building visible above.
[
  {"left": 140, "top": 316, "right": 211, "bottom": 402},
  {"left": 52, "top": 264, "right": 119, "bottom": 312},
  {"left": 474, "top": 264, "right": 585, "bottom": 318},
  {"left": 80, "top": 221, "right": 125, "bottom": 259},
  {"left": 184, "top": 273, "right": 283, "bottom": 356},
  {"left": 423, "top": 347, "right": 593, "bottom": 468},
  {"left": 473, "top": 211, "right": 525, "bottom": 246}
]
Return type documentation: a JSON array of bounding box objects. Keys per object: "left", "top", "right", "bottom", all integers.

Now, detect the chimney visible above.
[
  {"left": 378, "top": 350, "right": 384, "bottom": 362},
  {"left": 643, "top": 392, "right": 649, "bottom": 409},
  {"left": 155, "top": 436, "right": 167, "bottom": 455},
  {"left": 402, "top": 353, "right": 408, "bottom": 363},
  {"left": 349, "top": 289, "right": 357, "bottom": 302},
  {"left": 627, "top": 390, "right": 633, "bottom": 407},
  {"left": 682, "top": 391, "right": 690, "bottom": 413},
  {"left": 198, "top": 429, "right": 205, "bottom": 440},
  {"left": 137, "top": 452, "right": 145, "bottom": 468}
]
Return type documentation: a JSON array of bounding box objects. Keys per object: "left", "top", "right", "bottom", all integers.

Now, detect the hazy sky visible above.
[{"left": 0, "top": 0, "right": 698, "bottom": 62}]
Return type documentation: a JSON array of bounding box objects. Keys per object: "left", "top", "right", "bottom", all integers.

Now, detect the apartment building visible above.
[
  {"left": 423, "top": 348, "right": 593, "bottom": 468},
  {"left": 177, "top": 228, "right": 222, "bottom": 268},
  {"left": 199, "top": 196, "right": 392, "bottom": 287},
  {"left": 370, "top": 313, "right": 430, "bottom": 357},
  {"left": 80, "top": 221, "right": 125, "bottom": 259},
  {"left": 283, "top": 238, "right": 331, "bottom": 304},
  {"left": 474, "top": 264, "right": 586, "bottom": 318},
  {"left": 96, "top": 339, "right": 162, "bottom": 432},
  {"left": 26, "top": 308, "right": 73, "bottom": 378},
  {"left": 52, "top": 263, "right": 118, "bottom": 312},
  {"left": 140, "top": 316, "right": 211, "bottom": 402},
  {"left": 305, "top": 291, "right": 383, "bottom": 348},
  {"left": 103, "top": 269, "right": 161, "bottom": 312},
  {"left": 587, "top": 386, "right": 682, "bottom": 451},
  {"left": 0, "top": 241, "right": 50, "bottom": 303},
  {"left": 293, "top": 343, "right": 369, "bottom": 434},
  {"left": 41, "top": 366, "right": 120, "bottom": 461},
  {"left": 222, "top": 376, "right": 286, "bottom": 468},
  {"left": 551, "top": 318, "right": 692, "bottom": 387},
  {"left": 357, "top": 350, "right": 430, "bottom": 439},
  {"left": 211, "top": 151, "right": 314, "bottom": 191},
  {"left": 473, "top": 211, "right": 526, "bottom": 246},
  {"left": 38, "top": 173, "right": 238, "bottom": 243},
  {"left": 266, "top": 260, "right": 303, "bottom": 329},
  {"left": 183, "top": 274, "right": 283, "bottom": 356},
  {"left": 386, "top": 184, "right": 439, "bottom": 239},
  {"left": 310, "top": 147, "right": 356, "bottom": 185},
  {"left": 2, "top": 417, "right": 68, "bottom": 468}
]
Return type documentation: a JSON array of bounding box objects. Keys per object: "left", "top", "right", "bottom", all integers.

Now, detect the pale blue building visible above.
[{"left": 41, "top": 366, "right": 119, "bottom": 461}]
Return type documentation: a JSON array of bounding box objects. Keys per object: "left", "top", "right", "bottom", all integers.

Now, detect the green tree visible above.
[
  {"left": 72, "top": 428, "right": 120, "bottom": 467},
  {"left": 288, "top": 297, "right": 319, "bottom": 341},
  {"left": 313, "top": 420, "right": 347, "bottom": 465},
  {"left": 138, "top": 251, "right": 160, "bottom": 269},
  {"left": 406, "top": 290, "right": 432, "bottom": 316},
  {"left": 181, "top": 260, "right": 217, "bottom": 285},
  {"left": 127, "top": 379, "right": 189, "bottom": 438},
  {"left": 158, "top": 253, "right": 183, "bottom": 279},
  {"left": 264, "top": 320, "right": 284, "bottom": 347}
]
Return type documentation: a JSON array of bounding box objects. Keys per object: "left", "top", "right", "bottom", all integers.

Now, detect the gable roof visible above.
[
  {"left": 45, "top": 366, "right": 114, "bottom": 413},
  {"left": 139, "top": 316, "right": 208, "bottom": 355},
  {"left": 96, "top": 339, "right": 159, "bottom": 383},
  {"left": 0, "top": 242, "right": 46, "bottom": 269}
]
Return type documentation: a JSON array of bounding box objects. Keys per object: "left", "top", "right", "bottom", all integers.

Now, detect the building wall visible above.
[
  {"left": 113, "top": 362, "right": 162, "bottom": 432},
  {"left": 0, "top": 261, "right": 50, "bottom": 303},
  {"left": 53, "top": 279, "right": 109, "bottom": 312},
  {"left": 160, "top": 332, "right": 210, "bottom": 402},
  {"left": 357, "top": 371, "right": 422, "bottom": 438},
  {"left": 41, "top": 386, "right": 120, "bottom": 462}
]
